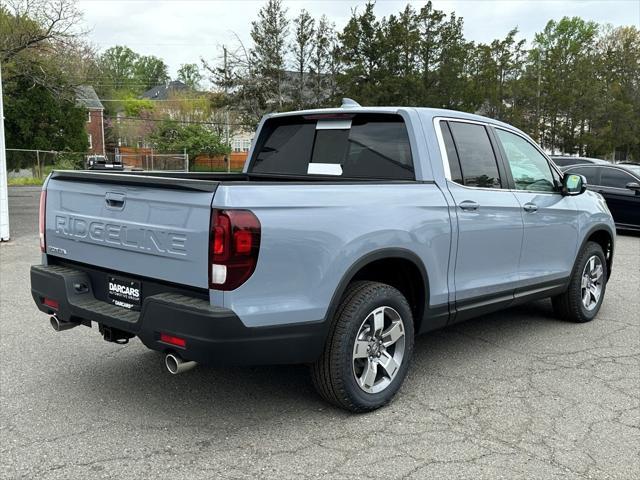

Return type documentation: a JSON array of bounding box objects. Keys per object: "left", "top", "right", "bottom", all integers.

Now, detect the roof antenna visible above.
[{"left": 341, "top": 98, "right": 361, "bottom": 108}]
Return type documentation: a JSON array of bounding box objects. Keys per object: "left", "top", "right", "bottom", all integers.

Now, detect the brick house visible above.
[{"left": 76, "top": 86, "right": 105, "bottom": 155}]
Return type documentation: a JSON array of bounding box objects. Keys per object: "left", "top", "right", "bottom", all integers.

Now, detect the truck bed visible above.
[{"left": 49, "top": 169, "right": 416, "bottom": 187}]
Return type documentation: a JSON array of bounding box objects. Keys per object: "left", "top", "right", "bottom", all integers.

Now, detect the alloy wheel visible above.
[
  {"left": 352, "top": 306, "right": 406, "bottom": 394},
  {"left": 581, "top": 255, "right": 604, "bottom": 311}
]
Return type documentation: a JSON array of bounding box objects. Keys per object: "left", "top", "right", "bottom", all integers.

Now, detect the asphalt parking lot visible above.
[{"left": 1, "top": 186, "right": 638, "bottom": 480}]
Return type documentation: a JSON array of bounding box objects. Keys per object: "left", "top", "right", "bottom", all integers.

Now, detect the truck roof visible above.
[{"left": 265, "top": 105, "right": 524, "bottom": 139}]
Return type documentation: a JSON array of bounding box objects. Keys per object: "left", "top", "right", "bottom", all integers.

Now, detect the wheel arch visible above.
[
  {"left": 580, "top": 225, "right": 615, "bottom": 280},
  {"left": 324, "top": 248, "right": 430, "bottom": 333}
]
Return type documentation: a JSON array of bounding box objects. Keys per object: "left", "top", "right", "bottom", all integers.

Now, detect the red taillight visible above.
[
  {"left": 43, "top": 297, "right": 59, "bottom": 310},
  {"left": 209, "top": 209, "right": 261, "bottom": 290},
  {"left": 39, "top": 190, "right": 46, "bottom": 252},
  {"left": 234, "top": 230, "right": 253, "bottom": 254},
  {"left": 160, "top": 333, "right": 186, "bottom": 348},
  {"left": 212, "top": 213, "right": 230, "bottom": 257}
]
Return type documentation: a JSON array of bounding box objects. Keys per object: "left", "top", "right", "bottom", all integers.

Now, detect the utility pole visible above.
[
  {"left": 224, "top": 45, "right": 230, "bottom": 173},
  {"left": 0, "top": 63, "right": 10, "bottom": 241}
]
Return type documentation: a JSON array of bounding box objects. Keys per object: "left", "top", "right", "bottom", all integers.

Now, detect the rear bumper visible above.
[{"left": 30, "top": 264, "right": 327, "bottom": 366}]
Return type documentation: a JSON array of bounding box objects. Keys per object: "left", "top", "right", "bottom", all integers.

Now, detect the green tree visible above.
[
  {"left": 250, "top": 0, "right": 289, "bottom": 109},
  {"left": 378, "top": 5, "right": 421, "bottom": 105},
  {"left": 135, "top": 55, "right": 169, "bottom": 90},
  {"left": 0, "top": 0, "right": 83, "bottom": 62},
  {"left": 96, "top": 47, "right": 168, "bottom": 96},
  {"left": 338, "top": 2, "right": 385, "bottom": 104},
  {"left": 589, "top": 25, "right": 640, "bottom": 160},
  {"left": 98, "top": 45, "right": 139, "bottom": 90},
  {"left": 121, "top": 96, "right": 154, "bottom": 117},
  {"left": 434, "top": 12, "right": 470, "bottom": 109},
  {"left": 1, "top": 0, "right": 88, "bottom": 164},
  {"left": 177, "top": 63, "right": 202, "bottom": 89},
  {"left": 469, "top": 29, "right": 526, "bottom": 120},
  {"left": 291, "top": 9, "right": 315, "bottom": 108},
  {"left": 202, "top": 0, "right": 640, "bottom": 160},
  {"left": 417, "top": 1, "right": 446, "bottom": 105},
  {"left": 3, "top": 62, "right": 88, "bottom": 153},
  {"left": 527, "top": 18, "right": 600, "bottom": 153},
  {"left": 309, "top": 15, "right": 338, "bottom": 106},
  {"left": 150, "top": 121, "right": 230, "bottom": 160}
]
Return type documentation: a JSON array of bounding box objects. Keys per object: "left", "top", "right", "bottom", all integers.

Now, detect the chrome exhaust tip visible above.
[
  {"left": 165, "top": 353, "right": 197, "bottom": 375},
  {"left": 50, "top": 316, "right": 78, "bottom": 332}
]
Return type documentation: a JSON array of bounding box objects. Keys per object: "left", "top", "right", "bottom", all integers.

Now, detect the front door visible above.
[{"left": 493, "top": 127, "right": 578, "bottom": 288}]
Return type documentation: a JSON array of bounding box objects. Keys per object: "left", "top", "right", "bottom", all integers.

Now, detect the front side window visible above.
[
  {"left": 447, "top": 122, "right": 501, "bottom": 188},
  {"left": 251, "top": 114, "right": 414, "bottom": 179},
  {"left": 600, "top": 168, "right": 636, "bottom": 189},
  {"left": 496, "top": 129, "right": 555, "bottom": 192}
]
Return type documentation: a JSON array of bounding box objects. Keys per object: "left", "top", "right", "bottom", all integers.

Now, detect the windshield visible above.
[{"left": 623, "top": 164, "right": 640, "bottom": 176}]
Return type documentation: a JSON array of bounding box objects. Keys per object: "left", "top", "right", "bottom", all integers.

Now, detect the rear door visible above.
[
  {"left": 44, "top": 174, "right": 216, "bottom": 288},
  {"left": 439, "top": 120, "right": 523, "bottom": 311},
  {"left": 493, "top": 127, "right": 578, "bottom": 287},
  {"left": 596, "top": 167, "right": 640, "bottom": 227}
]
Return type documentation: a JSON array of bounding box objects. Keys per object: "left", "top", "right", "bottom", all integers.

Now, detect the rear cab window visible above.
[{"left": 249, "top": 113, "right": 415, "bottom": 180}]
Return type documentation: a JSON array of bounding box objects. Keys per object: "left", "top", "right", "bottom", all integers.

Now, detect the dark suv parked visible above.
[
  {"left": 550, "top": 156, "right": 610, "bottom": 168},
  {"left": 563, "top": 164, "right": 640, "bottom": 231}
]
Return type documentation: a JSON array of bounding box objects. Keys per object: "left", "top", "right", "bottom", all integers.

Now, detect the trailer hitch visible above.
[{"left": 99, "top": 324, "right": 134, "bottom": 345}]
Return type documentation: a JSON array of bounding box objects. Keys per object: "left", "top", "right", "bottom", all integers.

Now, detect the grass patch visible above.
[{"left": 8, "top": 177, "right": 44, "bottom": 186}]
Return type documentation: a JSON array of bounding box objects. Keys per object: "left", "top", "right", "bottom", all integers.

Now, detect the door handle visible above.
[
  {"left": 459, "top": 200, "right": 479, "bottom": 211},
  {"left": 105, "top": 192, "right": 126, "bottom": 209},
  {"left": 523, "top": 203, "right": 538, "bottom": 213}
]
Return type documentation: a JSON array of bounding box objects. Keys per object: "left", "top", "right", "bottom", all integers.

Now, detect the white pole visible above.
[
  {"left": 224, "top": 46, "right": 230, "bottom": 173},
  {"left": 0, "top": 63, "right": 11, "bottom": 241},
  {"left": 184, "top": 147, "right": 188, "bottom": 172}
]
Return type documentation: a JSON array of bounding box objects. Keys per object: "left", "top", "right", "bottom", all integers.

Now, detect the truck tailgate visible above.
[{"left": 44, "top": 173, "right": 217, "bottom": 289}]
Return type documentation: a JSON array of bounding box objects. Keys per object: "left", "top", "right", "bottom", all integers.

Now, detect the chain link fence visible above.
[
  {"left": 5, "top": 149, "right": 189, "bottom": 183},
  {"left": 6, "top": 149, "right": 85, "bottom": 180},
  {"left": 114, "top": 152, "right": 188, "bottom": 171}
]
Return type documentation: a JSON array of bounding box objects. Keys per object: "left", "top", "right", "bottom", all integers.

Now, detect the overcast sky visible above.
[{"left": 78, "top": 0, "right": 640, "bottom": 78}]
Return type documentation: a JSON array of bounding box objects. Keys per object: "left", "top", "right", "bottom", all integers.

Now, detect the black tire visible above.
[
  {"left": 552, "top": 241, "right": 607, "bottom": 323},
  {"left": 311, "top": 281, "right": 415, "bottom": 412}
]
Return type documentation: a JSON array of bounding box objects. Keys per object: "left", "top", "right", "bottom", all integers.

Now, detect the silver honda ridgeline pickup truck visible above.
[{"left": 31, "top": 101, "right": 615, "bottom": 412}]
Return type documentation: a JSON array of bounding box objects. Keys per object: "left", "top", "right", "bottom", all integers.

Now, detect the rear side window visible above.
[
  {"left": 600, "top": 168, "right": 635, "bottom": 189},
  {"left": 567, "top": 166, "right": 599, "bottom": 185},
  {"left": 441, "top": 122, "right": 463, "bottom": 184},
  {"left": 250, "top": 114, "right": 414, "bottom": 180},
  {"left": 447, "top": 122, "right": 501, "bottom": 188}
]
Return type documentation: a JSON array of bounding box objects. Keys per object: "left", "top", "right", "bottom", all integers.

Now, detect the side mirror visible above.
[
  {"left": 626, "top": 182, "right": 640, "bottom": 194},
  {"left": 562, "top": 174, "right": 587, "bottom": 196}
]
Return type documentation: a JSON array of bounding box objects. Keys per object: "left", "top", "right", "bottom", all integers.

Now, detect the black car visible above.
[
  {"left": 550, "top": 155, "right": 610, "bottom": 168},
  {"left": 563, "top": 164, "right": 640, "bottom": 231},
  {"left": 85, "top": 155, "right": 124, "bottom": 171}
]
